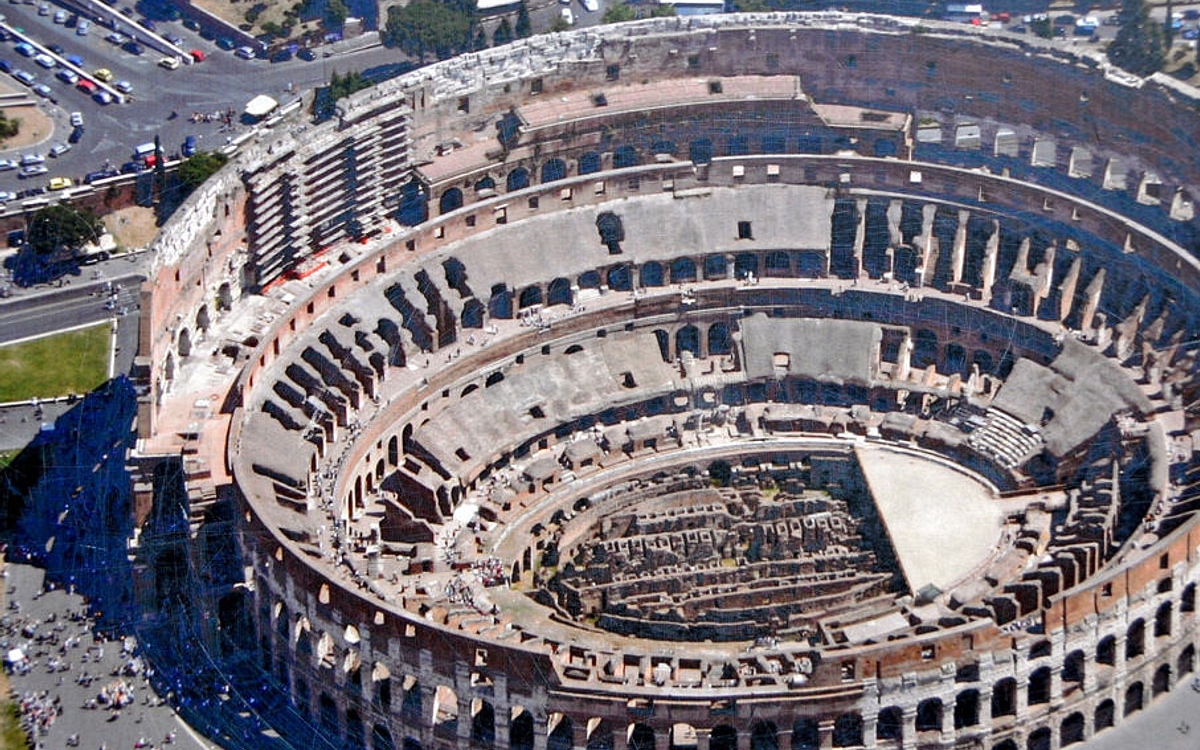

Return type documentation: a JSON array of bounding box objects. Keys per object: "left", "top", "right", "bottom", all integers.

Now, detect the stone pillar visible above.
[
  {"left": 940, "top": 699, "right": 956, "bottom": 745},
  {"left": 854, "top": 197, "right": 868, "bottom": 278},
  {"left": 1014, "top": 677, "right": 1029, "bottom": 719},
  {"left": 736, "top": 730, "right": 751, "bottom": 750},
  {"left": 818, "top": 719, "right": 836, "bottom": 750},
  {"left": 458, "top": 696, "right": 474, "bottom": 747},
  {"left": 1049, "top": 665, "right": 1064, "bottom": 706},
  {"left": 533, "top": 714, "right": 549, "bottom": 750},
  {"left": 977, "top": 686, "right": 993, "bottom": 728},
  {"left": 696, "top": 728, "right": 711, "bottom": 750},
  {"left": 861, "top": 712, "right": 877, "bottom": 749},
  {"left": 900, "top": 707, "right": 917, "bottom": 750}
]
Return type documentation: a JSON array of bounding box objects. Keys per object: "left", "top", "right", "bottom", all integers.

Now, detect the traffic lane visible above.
[{"left": 0, "top": 273, "right": 140, "bottom": 345}]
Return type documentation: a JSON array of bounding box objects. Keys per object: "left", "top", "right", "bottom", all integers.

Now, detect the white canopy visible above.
[{"left": 244, "top": 94, "right": 279, "bottom": 119}]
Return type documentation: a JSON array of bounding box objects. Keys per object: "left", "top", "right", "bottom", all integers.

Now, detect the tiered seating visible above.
[{"left": 967, "top": 408, "right": 1044, "bottom": 468}]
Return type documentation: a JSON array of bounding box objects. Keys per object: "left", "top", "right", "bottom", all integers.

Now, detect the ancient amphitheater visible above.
[{"left": 130, "top": 13, "right": 1200, "bottom": 750}]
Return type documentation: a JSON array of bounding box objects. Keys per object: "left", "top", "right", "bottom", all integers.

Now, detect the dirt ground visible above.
[
  {"left": 0, "top": 78, "right": 54, "bottom": 152},
  {"left": 104, "top": 205, "right": 160, "bottom": 251},
  {"left": 192, "top": 0, "right": 321, "bottom": 43}
]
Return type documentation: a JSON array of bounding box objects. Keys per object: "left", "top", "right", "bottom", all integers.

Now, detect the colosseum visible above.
[{"left": 129, "top": 12, "right": 1200, "bottom": 750}]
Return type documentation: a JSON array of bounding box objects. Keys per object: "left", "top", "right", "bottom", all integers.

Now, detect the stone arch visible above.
[
  {"left": 433, "top": 684, "right": 458, "bottom": 733},
  {"left": 1153, "top": 663, "right": 1171, "bottom": 696},
  {"left": 670, "top": 256, "right": 697, "bottom": 283},
  {"left": 403, "top": 738, "right": 421, "bottom": 750},
  {"left": 474, "top": 176, "right": 496, "bottom": 193},
  {"left": 734, "top": 252, "right": 758, "bottom": 280},
  {"left": 954, "top": 689, "right": 979, "bottom": 728},
  {"left": 1183, "top": 582, "right": 1196, "bottom": 612},
  {"left": 579, "top": 151, "right": 602, "bottom": 175},
  {"left": 373, "top": 725, "right": 396, "bottom": 750},
  {"left": 653, "top": 329, "right": 670, "bottom": 362},
  {"left": 993, "top": 741, "right": 1017, "bottom": 750},
  {"left": 318, "top": 692, "right": 339, "bottom": 735},
  {"left": 587, "top": 719, "right": 614, "bottom": 750},
  {"left": 547, "top": 277, "right": 573, "bottom": 307},
  {"left": 1179, "top": 644, "right": 1196, "bottom": 675},
  {"left": 676, "top": 325, "right": 701, "bottom": 358},
  {"left": 372, "top": 662, "right": 391, "bottom": 710},
  {"left": 791, "top": 719, "right": 819, "bottom": 750},
  {"left": 548, "top": 714, "right": 573, "bottom": 750},
  {"left": 462, "top": 298, "right": 485, "bottom": 329},
  {"left": 217, "top": 281, "right": 233, "bottom": 310},
  {"left": 518, "top": 285, "right": 543, "bottom": 309},
  {"left": 347, "top": 709, "right": 365, "bottom": 749},
  {"left": 1028, "top": 665, "right": 1052, "bottom": 705},
  {"left": 1124, "top": 681, "right": 1144, "bottom": 716},
  {"left": 1094, "top": 699, "right": 1115, "bottom": 731},
  {"left": 764, "top": 251, "right": 792, "bottom": 277},
  {"left": 511, "top": 707, "right": 535, "bottom": 750},
  {"left": 607, "top": 264, "right": 631, "bottom": 291},
  {"left": 944, "top": 342, "right": 967, "bottom": 375},
  {"left": 489, "top": 284, "right": 513, "bottom": 319},
  {"left": 541, "top": 158, "right": 567, "bottom": 183},
  {"left": 749, "top": 722, "right": 776, "bottom": 750},
  {"left": 668, "top": 723, "right": 696, "bottom": 750},
  {"left": 178, "top": 327, "right": 192, "bottom": 357},
  {"left": 196, "top": 304, "right": 211, "bottom": 333},
  {"left": 916, "top": 698, "right": 943, "bottom": 732},
  {"left": 689, "top": 138, "right": 713, "bottom": 165},
  {"left": 1027, "top": 727, "right": 1051, "bottom": 750},
  {"left": 1155, "top": 600, "right": 1172, "bottom": 637},
  {"left": 401, "top": 676, "right": 422, "bottom": 723},
  {"left": 876, "top": 706, "right": 903, "bottom": 742},
  {"left": 704, "top": 254, "right": 727, "bottom": 279},
  {"left": 439, "top": 187, "right": 464, "bottom": 215},
  {"left": 1097, "top": 634, "right": 1117, "bottom": 665},
  {"left": 613, "top": 145, "right": 639, "bottom": 168},
  {"left": 710, "top": 726, "right": 736, "bottom": 750},
  {"left": 1126, "top": 619, "right": 1146, "bottom": 659},
  {"left": 992, "top": 677, "right": 1017, "bottom": 717},
  {"left": 640, "top": 261, "right": 664, "bottom": 287},
  {"left": 1063, "top": 649, "right": 1085, "bottom": 686},
  {"left": 911, "top": 329, "right": 939, "bottom": 370},
  {"left": 388, "top": 436, "right": 399, "bottom": 466},
  {"left": 831, "top": 713, "right": 862, "bottom": 748},
  {"left": 506, "top": 167, "right": 530, "bottom": 192},
  {"left": 578, "top": 270, "right": 601, "bottom": 290},
  {"left": 708, "top": 322, "right": 731, "bottom": 356},
  {"left": 1057, "top": 713, "right": 1084, "bottom": 747},
  {"left": 397, "top": 176, "right": 428, "bottom": 226},
  {"left": 628, "top": 723, "right": 656, "bottom": 750}
]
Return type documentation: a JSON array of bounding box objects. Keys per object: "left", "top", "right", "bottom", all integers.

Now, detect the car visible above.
[
  {"left": 67, "top": 125, "right": 83, "bottom": 143},
  {"left": 13, "top": 69, "right": 34, "bottom": 85},
  {"left": 297, "top": 47, "right": 316, "bottom": 61},
  {"left": 182, "top": 135, "right": 197, "bottom": 156},
  {"left": 69, "top": 111, "right": 83, "bottom": 127},
  {"left": 31, "top": 83, "right": 51, "bottom": 97},
  {"left": 36, "top": 2, "right": 47, "bottom": 15},
  {"left": 105, "top": 32, "right": 126, "bottom": 45},
  {"left": 158, "top": 56, "right": 179, "bottom": 69},
  {"left": 235, "top": 46, "right": 256, "bottom": 60},
  {"left": 33, "top": 54, "right": 55, "bottom": 69},
  {"left": 0, "top": 60, "right": 11, "bottom": 73},
  {"left": 114, "top": 79, "right": 132, "bottom": 92},
  {"left": 0, "top": 159, "right": 16, "bottom": 171},
  {"left": 93, "top": 67, "right": 113, "bottom": 82},
  {"left": 75, "top": 78, "right": 96, "bottom": 93},
  {"left": 182, "top": 19, "right": 200, "bottom": 31},
  {"left": 1185, "top": 10, "right": 1200, "bottom": 20},
  {"left": 93, "top": 90, "right": 114, "bottom": 104},
  {"left": 121, "top": 41, "right": 145, "bottom": 55},
  {"left": 18, "top": 164, "right": 47, "bottom": 177},
  {"left": 16, "top": 189, "right": 45, "bottom": 200},
  {"left": 47, "top": 176, "right": 72, "bottom": 190},
  {"left": 56, "top": 69, "right": 78, "bottom": 84},
  {"left": 47, "top": 44, "right": 64, "bottom": 54},
  {"left": 139, "top": 18, "right": 156, "bottom": 31},
  {"left": 65, "top": 13, "right": 77, "bottom": 27},
  {"left": 49, "top": 142, "right": 70, "bottom": 157},
  {"left": 84, "top": 168, "right": 116, "bottom": 183},
  {"left": 65, "top": 55, "right": 84, "bottom": 67},
  {"left": 119, "top": 160, "right": 141, "bottom": 174},
  {"left": 269, "top": 48, "right": 292, "bottom": 63},
  {"left": 53, "top": 9, "right": 64, "bottom": 23},
  {"left": 216, "top": 37, "right": 235, "bottom": 50},
  {"left": 20, "top": 153, "right": 45, "bottom": 165},
  {"left": 14, "top": 42, "right": 34, "bottom": 57},
  {"left": 580, "top": 0, "right": 598, "bottom": 11},
  {"left": 76, "top": 20, "right": 89, "bottom": 35},
  {"left": 0, "top": 191, "right": 14, "bottom": 202},
  {"left": 189, "top": 49, "right": 205, "bottom": 62},
  {"left": 1184, "top": 27, "right": 1200, "bottom": 40},
  {"left": 164, "top": 32, "right": 183, "bottom": 46},
  {"left": 560, "top": 6, "right": 574, "bottom": 24}
]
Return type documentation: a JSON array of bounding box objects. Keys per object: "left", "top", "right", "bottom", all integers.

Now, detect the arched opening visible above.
[
  {"left": 704, "top": 254, "right": 727, "bottom": 279},
  {"left": 831, "top": 714, "right": 862, "bottom": 748},
  {"left": 791, "top": 719, "right": 819, "bottom": 750},
  {"left": 489, "top": 284, "right": 513, "bottom": 319},
  {"left": 953, "top": 689, "right": 979, "bottom": 729},
  {"left": 1094, "top": 699, "right": 1115, "bottom": 731},
  {"left": 548, "top": 714, "right": 573, "bottom": 750},
  {"left": 318, "top": 692, "right": 338, "bottom": 735},
  {"left": 628, "top": 723, "right": 656, "bottom": 750},
  {"left": 1097, "top": 635, "right": 1116, "bottom": 665},
  {"left": 749, "top": 721, "right": 776, "bottom": 750},
  {"left": 676, "top": 325, "right": 700, "bottom": 358},
  {"left": 587, "top": 719, "right": 614, "bottom": 750},
  {"left": 217, "top": 281, "right": 233, "bottom": 310},
  {"left": 1028, "top": 666, "right": 1052, "bottom": 705},
  {"left": 640, "top": 262, "right": 664, "bottom": 287},
  {"left": 401, "top": 676, "right": 422, "bottom": 723},
  {"left": 346, "top": 709, "right": 365, "bottom": 749},
  {"left": 911, "top": 329, "right": 939, "bottom": 370},
  {"left": 668, "top": 723, "right": 696, "bottom": 750},
  {"left": 670, "top": 257, "right": 697, "bottom": 283},
  {"left": 518, "top": 286, "right": 543, "bottom": 309},
  {"left": 651, "top": 139, "right": 676, "bottom": 157},
  {"left": 178, "top": 327, "right": 192, "bottom": 358},
  {"left": 397, "top": 176, "right": 428, "bottom": 226},
  {"left": 596, "top": 212, "right": 624, "bottom": 254},
  {"left": 439, "top": 187, "right": 464, "bottom": 215},
  {"left": 734, "top": 253, "right": 758, "bottom": 280},
  {"left": 1124, "top": 681, "right": 1144, "bottom": 716},
  {"left": 474, "top": 176, "right": 496, "bottom": 193},
  {"left": 1060, "top": 712, "right": 1085, "bottom": 746},
  {"left": 506, "top": 168, "right": 530, "bottom": 192},
  {"left": 433, "top": 685, "right": 458, "bottom": 734},
  {"left": 196, "top": 304, "right": 210, "bottom": 333},
  {"left": 471, "top": 699, "right": 495, "bottom": 746},
  {"left": 944, "top": 342, "right": 968, "bottom": 375},
  {"left": 689, "top": 138, "right": 713, "bottom": 165},
  {"left": 547, "top": 277, "right": 572, "bottom": 307},
  {"left": 764, "top": 251, "right": 791, "bottom": 277},
  {"left": 578, "top": 270, "right": 601, "bottom": 290},
  {"left": 991, "top": 677, "right": 1017, "bottom": 717},
  {"left": 653, "top": 329, "right": 670, "bottom": 362},
  {"left": 709, "top": 725, "right": 736, "bottom": 750},
  {"left": 1183, "top": 582, "right": 1196, "bottom": 612},
  {"left": 613, "top": 145, "right": 640, "bottom": 168},
  {"left": 1153, "top": 663, "right": 1171, "bottom": 696},
  {"left": 1027, "top": 727, "right": 1051, "bottom": 750},
  {"left": 462, "top": 299, "right": 485, "bottom": 329},
  {"left": 511, "top": 708, "right": 535, "bottom": 750},
  {"left": 1155, "top": 601, "right": 1172, "bottom": 637},
  {"left": 1063, "top": 649, "right": 1085, "bottom": 686},
  {"left": 915, "top": 698, "right": 942, "bottom": 733},
  {"left": 1179, "top": 644, "right": 1196, "bottom": 675},
  {"left": 1126, "top": 619, "right": 1146, "bottom": 659},
  {"left": 876, "top": 706, "right": 903, "bottom": 743},
  {"left": 993, "top": 741, "right": 1017, "bottom": 750},
  {"left": 541, "top": 158, "right": 567, "bottom": 183},
  {"left": 578, "top": 151, "right": 602, "bottom": 175},
  {"left": 387, "top": 436, "right": 399, "bottom": 466},
  {"left": 403, "top": 738, "right": 421, "bottom": 750},
  {"left": 372, "top": 663, "right": 391, "bottom": 710},
  {"left": 973, "top": 349, "right": 994, "bottom": 374},
  {"left": 708, "top": 322, "right": 731, "bottom": 356},
  {"left": 373, "top": 725, "right": 396, "bottom": 750},
  {"left": 607, "top": 265, "right": 632, "bottom": 291}
]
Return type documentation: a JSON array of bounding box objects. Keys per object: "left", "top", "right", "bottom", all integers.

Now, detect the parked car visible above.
[
  {"left": 47, "top": 177, "right": 72, "bottom": 190},
  {"left": 33, "top": 54, "right": 55, "bottom": 69},
  {"left": 53, "top": 9, "right": 65, "bottom": 23},
  {"left": 0, "top": 60, "right": 12, "bottom": 73},
  {"left": 138, "top": 18, "right": 156, "bottom": 31},
  {"left": 93, "top": 67, "right": 113, "bottom": 82},
  {"left": 182, "top": 19, "right": 200, "bottom": 31},
  {"left": 121, "top": 41, "right": 145, "bottom": 55},
  {"left": 85, "top": 168, "right": 117, "bottom": 183},
  {"left": 69, "top": 111, "right": 83, "bottom": 127},
  {"left": 31, "top": 83, "right": 51, "bottom": 97},
  {"left": 75, "top": 78, "right": 96, "bottom": 93},
  {"left": 164, "top": 33, "right": 183, "bottom": 46},
  {"left": 56, "top": 68, "right": 78, "bottom": 84},
  {"left": 67, "top": 125, "right": 84, "bottom": 143},
  {"left": 13, "top": 69, "right": 35, "bottom": 85},
  {"left": 105, "top": 32, "right": 127, "bottom": 45},
  {"left": 19, "top": 164, "right": 48, "bottom": 178},
  {"left": 235, "top": 46, "right": 256, "bottom": 60},
  {"left": 0, "top": 159, "right": 17, "bottom": 171},
  {"left": 189, "top": 49, "right": 205, "bottom": 62},
  {"left": 76, "top": 20, "right": 89, "bottom": 35},
  {"left": 182, "top": 135, "right": 197, "bottom": 156},
  {"left": 114, "top": 80, "right": 132, "bottom": 93},
  {"left": 20, "top": 153, "right": 45, "bottom": 165},
  {"left": 93, "top": 90, "right": 114, "bottom": 104},
  {"left": 269, "top": 48, "right": 292, "bottom": 63},
  {"left": 158, "top": 56, "right": 179, "bottom": 70},
  {"left": 13, "top": 42, "right": 34, "bottom": 57},
  {"left": 49, "top": 142, "right": 70, "bottom": 157},
  {"left": 216, "top": 37, "right": 235, "bottom": 50},
  {"left": 297, "top": 48, "right": 316, "bottom": 61}
]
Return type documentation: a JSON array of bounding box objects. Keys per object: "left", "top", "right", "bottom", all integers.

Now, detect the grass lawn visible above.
[{"left": 0, "top": 324, "right": 111, "bottom": 403}]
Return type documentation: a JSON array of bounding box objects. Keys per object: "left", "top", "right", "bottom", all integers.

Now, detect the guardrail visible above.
[
  {"left": 0, "top": 18, "right": 125, "bottom": 102},
  {"left": 62, "top": 0, "right": 193, "bottom": 63}
]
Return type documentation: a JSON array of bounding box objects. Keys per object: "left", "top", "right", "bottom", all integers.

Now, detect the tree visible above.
[
  {"left": 515, "top": 0, "right": 531, "bottom": 38},
  {"left": 602, "top": 2, "right": 636, "bottom": 23},
  {"left": 27, "top": 204, "right": 102, "bottom": 259},
  {"left": 1108, "top": 0, "right": 1166, "bottom": 76},
  {"left": 492, "top": 18, "right": 513, "bottom": 47},
  {"left": 177, "top": 151, "right": 229, "bottom": 196},
  {"left": 0, "top": 111, "right": 20, "bottom": 142},
  {"left": 384, "top": 0, "right": 472, "bottom": 61},
  {"left": 325, "top": 0, "right": 349, "bottom": 28}
]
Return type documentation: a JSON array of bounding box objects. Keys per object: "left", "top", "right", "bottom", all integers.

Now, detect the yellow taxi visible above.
[
  {"left": 93, "top": 68, "right": 113, "bottom": 82},
  {"left": 48, "top": 177, "right": 73, "bottom": 190}
]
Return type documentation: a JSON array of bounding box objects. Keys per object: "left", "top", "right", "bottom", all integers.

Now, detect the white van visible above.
[
  {"left": 580, "top": 0, "right": 598, "bottom": 11},
  {"left": 133, "top": 142, "right": 157, "bottom": 159}
]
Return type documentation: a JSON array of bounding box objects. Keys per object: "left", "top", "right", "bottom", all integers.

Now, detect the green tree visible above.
[
  {"left": 492, "top": 17, "right": 513, "bottom": 46},
  {"left": 602, "top": 2, "right": 636, "bottom": 23},
  {"left": 384, "top": 0, "right": 472, "bottom": 61},
  {"left": 0, "top": 111, "right": 20, "bottom": 142},
  {"left": 549, "top": 16, "right": 570, "bottom": 32},
  {"left": 177, "top": 151, "right": 229, "bottom": 195},
  {"left": 1029, "top": 16, "right": 1053, "bottom": 39},
  {"left": 515, "top": 0, "right": 531, "bottom": 38},
  {"left": 1108, "top": 0, "right": 1166, "bottom": 76},
  {"left": 28, "top": 204, "right": 102, "bottom": 258},
  {"left": 326, "top": 0, "right": 349, "bottom": 28},
  {"left": 648, "top": 3, "right": 676, "bottom": 17}
]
